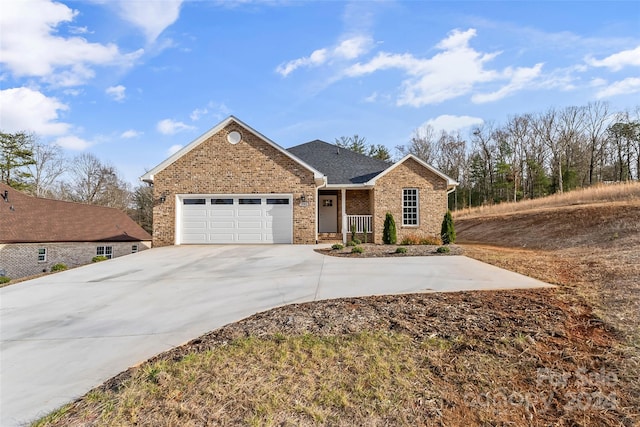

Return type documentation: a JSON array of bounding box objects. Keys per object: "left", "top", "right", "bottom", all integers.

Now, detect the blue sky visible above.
[{"left": 1, "top": 0, "right": 639, "bottom": 185}]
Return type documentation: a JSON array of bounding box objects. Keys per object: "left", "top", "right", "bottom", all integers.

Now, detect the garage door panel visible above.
[{"left": 180, "top": 195, "right": 293, "bottom": 244}]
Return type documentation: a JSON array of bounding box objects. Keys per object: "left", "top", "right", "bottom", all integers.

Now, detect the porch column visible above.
[{"left": 341, "top": 188, "right": 347, "bottom": 244}]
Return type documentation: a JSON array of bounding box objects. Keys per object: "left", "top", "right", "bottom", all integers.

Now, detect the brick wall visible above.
[
  {"left": 372, "top": 158, "right": 448, "bottom": 243},
  {"left": 153, "top": 122, "right": 317, "bottom": 246},
  {"left": 345, "top": 190, "right": 371, "bottom": 215},
  {"left": 0, "top": 241, "right": 151, "bottom": 280}
]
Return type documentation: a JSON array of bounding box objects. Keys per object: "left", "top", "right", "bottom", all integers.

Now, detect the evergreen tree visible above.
[
  {"left": 383, "top": 212, "right": 397, "bottom": 244},
  {"left": 441, "top": 210, "right": 456, "bottom": 244}
]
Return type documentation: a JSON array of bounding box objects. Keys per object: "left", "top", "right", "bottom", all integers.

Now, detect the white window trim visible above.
[
  {"left": 97, "top": 246, "right": 113, "bottom": 259},
  {"left": 38, "top": 248, "right": 47, "bottom": 263},
  {"left": 402, "top": 188, "right": 419, "bottom": 227}
]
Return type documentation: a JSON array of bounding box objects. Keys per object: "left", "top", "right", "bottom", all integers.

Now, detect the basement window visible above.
[
  {"left": 97, "top": 246, "right": 113, "bottom": 259},
  {"left": 38, "top": 248, "right": 47, "bottom": 263},
  {"left": 131, "top": 244, "right": 139, "bottom": 254}
]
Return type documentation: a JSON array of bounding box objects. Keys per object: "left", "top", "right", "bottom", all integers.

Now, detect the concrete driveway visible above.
[{"left": 0, "top": 245, "right": 552, "bottom": 426}]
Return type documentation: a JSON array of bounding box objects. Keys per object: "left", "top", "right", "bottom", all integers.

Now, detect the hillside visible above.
[{"left": 454, "top": 188, "right": 640, "bottom": 342}]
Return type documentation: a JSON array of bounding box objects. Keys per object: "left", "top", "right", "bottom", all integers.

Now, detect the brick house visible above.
[
  {"left": 0, "top": 183, "right": 152, "bottom": 280},
  {"left": 141, "top": 116, "right": 457, "bottom": 246}
]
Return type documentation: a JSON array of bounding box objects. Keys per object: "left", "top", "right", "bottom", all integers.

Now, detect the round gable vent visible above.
[{"left": 227, "top": 131, "right": 242, "bottom": 144}]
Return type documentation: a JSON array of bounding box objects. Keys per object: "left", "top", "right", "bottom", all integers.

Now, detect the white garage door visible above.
[{"left": 179, "top": 195, "right": 293, "bottom": 244}]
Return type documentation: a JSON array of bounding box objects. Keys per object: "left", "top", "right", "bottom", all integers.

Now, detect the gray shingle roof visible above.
[{"left": 287, "top": 140, "right": 392, "bottom": 184}]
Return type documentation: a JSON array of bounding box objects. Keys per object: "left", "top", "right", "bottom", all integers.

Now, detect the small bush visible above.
[
  {"left": 395, "top": 247, "right": 408, "bottom": 254},
  {"left": 400, "top": 234, "right": 421, "bottom": 245},
  {"left": 331, "top": 243, "right": 344, "bottom": 250},
  {"left": 441, "top": 210, "right": 456, "bottom": 244},
  {"left": 436, "top": 246, "right": 450, "bottom": 254},
  {"left": 383, "top": 212, "right": 397, "bottom": 244},
  {"left": 0, "top": 276, "right": 10, "bottom": 284},
  {"left": 346, "top": 240, "right": 356, "bottom": 247},
  {"left": 363, "top": 225, "right": 368, "bottom": 244},
  {"left": 352, "top": 238, "right": 362, "bottom": 245},
  {"left": 351, "top": 246, "right": 364, "bottom": 254},
  {"left": 420, "top": 235, "right": 443, "bottom": 245},
  {"left": 350, "top": 224, "right": 357, "bottom": 241},
  {"left": 51, "top": 263, "right": 67, "bottom": 272},
  {"left": 92, "top": 256, "right": 108, "bottom": 263}
]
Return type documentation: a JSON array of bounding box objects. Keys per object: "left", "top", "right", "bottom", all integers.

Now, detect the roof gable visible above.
[
  {"left": 0, "top": 183, "right": 152, "bottom": 243},
  {"left": 366, "top": 155, "right": 458, "bottom": 188},
  {"left": 141, "top": 116, "right": 324, "bottom": 183},
  {"left": 287, "top": 140, "right": 392, "bottom": 185}
]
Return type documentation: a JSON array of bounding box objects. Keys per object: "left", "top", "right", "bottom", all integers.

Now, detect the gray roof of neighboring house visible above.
[{"left": 287, "top": 140, "right": 392, "bottom": 185}]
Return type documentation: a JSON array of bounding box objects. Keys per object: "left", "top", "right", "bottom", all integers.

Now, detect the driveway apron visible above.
[{"left": 0, "top": 245, "right": 552, "bottom": 426}]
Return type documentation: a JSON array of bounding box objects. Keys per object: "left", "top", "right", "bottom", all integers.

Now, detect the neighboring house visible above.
[
  {"left": 0, "top": 183, "right": 152, "bottom": 280},
  {"left": 141, "top": 116, "right": 457, "bottom": 246}
]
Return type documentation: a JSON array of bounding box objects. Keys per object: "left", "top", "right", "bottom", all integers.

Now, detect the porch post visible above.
[{"left": 341, "top": 188, "right": 347, "bottom": 244}]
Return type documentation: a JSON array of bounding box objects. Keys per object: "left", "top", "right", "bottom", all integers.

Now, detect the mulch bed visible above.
[{"left": 315, "top": 243, "right": 464, "bottom": 257}]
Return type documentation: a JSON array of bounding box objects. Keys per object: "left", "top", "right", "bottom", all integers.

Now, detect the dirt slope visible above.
[{"left": 456, "top": 200, "right": 640, "bottom": 250}]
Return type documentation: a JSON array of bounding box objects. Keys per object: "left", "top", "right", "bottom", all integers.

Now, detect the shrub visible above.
[
  {"left": 436, "top": 246, "right": 450, "bottom": 254},
  {"left": 441, "top": 210, "right": 456, "bottom": 244},
  {"left": 0, "top": 276, "right": 10, "bottom": 284},
  {"left": 352, "top": 238, "right": 362, "bottom": 245},
  {"left": 395, "top": 247, "right": 408, "bottom": 254},
  {"left": 400, "top": 234, "right": 421, "bottom": 245},
  {"left": 51, "top": 263, "right": 67, "bottom": 272},
  {"left": 363, "top": 224, "right": 368, "bottom": 244},
  {"left": 350, "top": 223, "right": 357, "bottom": 241},
  {"left": 92, "top": 256, "right": 108, "bottom": 263},
  {"left": 420, "top": 235, "right": 443, "bottom": 245},
  {"left": 346, "top": 240, "right": 356, "bottom": 247},
  {"left": 351, "top": 246, "right": 364, "bottom": 254},
  {"left": 331, "top": 243, "right": 344, "bottom": 250},
  {"left": 383, "top": 212, "right": 397, "bottom": 244}
]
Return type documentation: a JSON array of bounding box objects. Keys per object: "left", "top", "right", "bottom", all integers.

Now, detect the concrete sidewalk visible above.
[{"left": 0, "top": 245, "right": 552, "bottom": 426}]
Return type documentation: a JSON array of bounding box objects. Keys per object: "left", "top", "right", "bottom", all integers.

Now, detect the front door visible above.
[{"left": 318, "top": 195, "right": 337, "bottom": 233}]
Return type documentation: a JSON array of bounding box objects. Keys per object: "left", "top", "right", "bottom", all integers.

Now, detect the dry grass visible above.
[
  {"left": 454, "top": 181, "right": 640, "bottom": 219},
  {"left": 33, "top": 290, "right": 638, "bottom": 427}
]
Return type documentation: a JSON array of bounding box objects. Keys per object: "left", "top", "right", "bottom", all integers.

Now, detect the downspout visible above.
[{"left": 341, "top": 188, "right": 347, "bottom": 244}]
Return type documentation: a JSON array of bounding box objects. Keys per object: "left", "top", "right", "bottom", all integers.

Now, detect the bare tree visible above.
[
  {"left": 67, "top": 153, "right": 131, "bottom": 210},
  {"left": 583, "top": 101, "right": 610, "bottom": 185},
  {"left": 397, "top": 125, "right": 437, "bottom": 163},
  {"left": 26, "top": 143, "right": 67, "bottom": 197}
]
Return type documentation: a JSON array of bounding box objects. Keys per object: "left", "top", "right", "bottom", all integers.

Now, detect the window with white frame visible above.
[
  {"left": 402, "top": 188, "right": 419, "bottom": 226},
  {"left": 38, "top": 248, "right": 47, "bottom": 262},
  {"left": 97, "top": 246, "right": 113, "bottom": 259},
  {"left": 131, "top": 244, "right": 138, "bottom": 253}
]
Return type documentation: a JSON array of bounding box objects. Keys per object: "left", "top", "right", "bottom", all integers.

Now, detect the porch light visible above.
[{"left": 300, "top": 192, "right": 306, "bottom": 203}]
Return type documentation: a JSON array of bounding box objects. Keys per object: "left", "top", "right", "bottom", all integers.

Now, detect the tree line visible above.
[
  {"left": 0, "top": 132, "right": 152, "bottom": 233},
  {"left": 396, "top": 102, "right": 639, "bottom": 209}
]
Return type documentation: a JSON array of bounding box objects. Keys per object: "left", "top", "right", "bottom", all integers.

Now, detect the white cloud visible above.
[
  {"left": 106, "top": 85, "right": 126, "bottom": 101},
  {"left": 590, "top": 78, "right": 607, "bottom": 87},
  {"left": 586, "top": 46, "right": 640, "bottom": 71},
  {"left": 595, "top": 77, "right": 640, "bottom": 99},
  {"left": 276, "top": 35, "right": 373, "bottom": 77},
  {"left": 424, "top": 115, "right": 484, "bottom": 133},
  {"left": 54, "top": 135, "right": 92, "bottom": 150},
  {"left": 157, "top": 119, "right": 195, "bottom": 135},
  {"left": 0, "top": 0, "right": 143, "bottom": 87},
  {"left": 120, "top": 129, "right": 142, "bottom": 138},
  {"left": 343, "top": 28, "right": 552, "bottom": 107},
  {"left": 472, "top": 63, "right": 544, "bottom": 103},
  {"left": 0, "top": 87, "right": 70, "bottom": 135},
  {"left": 113, "top": 0, "right": 183, "bottom": 43},
  {"left": 190, "top": 102, "right": 231, "bottom": 121},
  {"left": 167, "top": 144, "right": 183, "bottom": 156}
]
